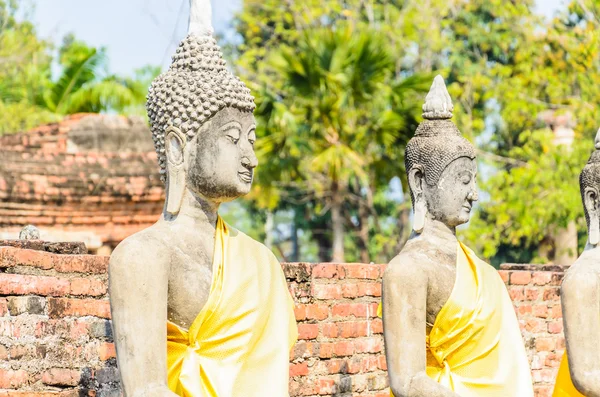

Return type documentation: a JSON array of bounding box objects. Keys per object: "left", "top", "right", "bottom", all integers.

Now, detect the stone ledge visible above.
[{"left": 0, "top": 240, "right": 87, "bottom": 255}]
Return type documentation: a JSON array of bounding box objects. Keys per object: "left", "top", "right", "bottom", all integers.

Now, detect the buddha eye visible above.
[{"left": 227, "top": 135, "right": 239, "bottom": 144}]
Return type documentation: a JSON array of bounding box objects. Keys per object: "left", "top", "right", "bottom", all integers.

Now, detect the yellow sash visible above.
[
  {"left": 380, "top": 242, "right": 533, "bottom": 396},
  {"left": 553, "top": 354, "right": 585, "bottom": 396},
  {"left": 166, "top": 216, "right": 298, "bottom": 397}
]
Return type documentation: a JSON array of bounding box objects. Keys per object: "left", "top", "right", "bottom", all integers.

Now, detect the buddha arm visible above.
[
  {"left": 109, "top": 238, "right": 177, "bottom": 397},
  {"left": 382, "top": 264, "right": 460, "bottom": 397},
  {"left": 562, "top": 270, "right": 600, "bottom": 397}
]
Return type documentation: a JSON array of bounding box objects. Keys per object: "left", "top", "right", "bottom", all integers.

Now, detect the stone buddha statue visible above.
[
  {"left": 381, "top": 75, "right": 533, "bottom": 397},
  {"left": 554, "top": 128, "right": 600, "bottom": 397},
  {"left": 108, "top": 1, "right": 297, "bottom": 396}
]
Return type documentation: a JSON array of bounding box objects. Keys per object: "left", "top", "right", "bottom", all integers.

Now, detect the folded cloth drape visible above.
[
  {"left": 380, "top": 242, "right": 534, "bottom": 396},
  {"left": 166, "top": 216, "right": 298, "bottom": 397}
]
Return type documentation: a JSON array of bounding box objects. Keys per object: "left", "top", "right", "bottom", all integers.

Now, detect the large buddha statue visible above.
[
  {"left": 380, "top": 75, "right": 533, "bottom": 397},
  {"left": 553, "top": 129, "right": 600, "bottom": 397},
  {"left": 108, "top": 1, "right": 297, "bottom": 396}
]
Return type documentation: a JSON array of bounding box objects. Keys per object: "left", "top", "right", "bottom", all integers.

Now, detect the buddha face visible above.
[
  {"left": 184, "top": 107, "right": 257, "bottom": 202},
  {"left": 422, "top": 157, "right": 478, "bottom": 228}
]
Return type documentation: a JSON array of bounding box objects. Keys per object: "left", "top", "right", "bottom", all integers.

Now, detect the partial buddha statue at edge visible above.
[
  {"left": 108, "top": 0, "right": 297, "bottom": 396},
  {"left": 380, "top": 75, "right": 534, "bottom": 397},
  {"left": 554, "top": 128, "right": 600, "bottom": 397}
]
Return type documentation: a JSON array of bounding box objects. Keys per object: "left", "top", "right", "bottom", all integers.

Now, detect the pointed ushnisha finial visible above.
[
  {"left": 422, "top": 75, "right": 454, "bottom": 120},
  {"left": 595, "top": 127, "right": 600, "bottom": 150},
  {"left": 188, "top": 0, "right": 213, "bottom": 37}
]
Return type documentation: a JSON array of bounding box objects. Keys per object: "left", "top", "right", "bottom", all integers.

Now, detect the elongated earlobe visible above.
[
  {"left": 413, "top": 197, "right": 426, "bottom": 234},
  {"left": 408, "top": 165, "right": 426, "bottom": 234},
  {"left": 585, "top": 186, "right": 600, "bottom": 245},
  {"left": 165, "top": 124, "right": 186, "bottom": 215}
]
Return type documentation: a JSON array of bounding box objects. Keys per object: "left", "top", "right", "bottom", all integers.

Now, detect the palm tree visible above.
[
  {"left": 35, "top": 36, "right": 150, "bottom": 116},
  {"left": 255, "top": 25, "right": 430, "bottom": 262}
]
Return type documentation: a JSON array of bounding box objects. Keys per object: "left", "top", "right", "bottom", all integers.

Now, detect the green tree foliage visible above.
[
  {"left": 249, "top": 25, "right": 429, "bottom": 262},
  {"left": 0, "top": 1, "right": 157, "bottom": 134},
  {"left": 233, "top": 0, "right": 600, "bottom": 264}
]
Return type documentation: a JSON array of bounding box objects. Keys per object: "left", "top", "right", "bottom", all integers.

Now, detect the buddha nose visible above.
[
  {"left": 242, "top": 154, "right": 258, "bottom": 170},
  {"left": 468, "top": 189, "right": 479, "bottom": 202}
]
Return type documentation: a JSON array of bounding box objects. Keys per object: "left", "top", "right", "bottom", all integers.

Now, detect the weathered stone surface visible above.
[{"left": 0, "top": 240, "right": 87, "bottom": 255}]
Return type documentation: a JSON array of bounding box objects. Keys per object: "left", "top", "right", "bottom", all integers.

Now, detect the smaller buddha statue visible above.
[
  {"left": 554, "top": 128, "right": 600, "bottom": 397},
  {"left": 108, "top": 1, "right": 297, "bottom": 396},
  {"left": 380, "top": 75, "right": 533, "bottom": 397}
]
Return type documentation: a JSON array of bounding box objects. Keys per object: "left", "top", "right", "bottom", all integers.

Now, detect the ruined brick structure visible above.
[
  {"left": 0, "top": 240, "right": 564, "bottom": 397},
  {"left": 0, "top": 115, "right": 164, "bottom": 253}
]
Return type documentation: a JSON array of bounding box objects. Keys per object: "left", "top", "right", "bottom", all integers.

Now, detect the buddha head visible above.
[
  {"left": 579, "top": 128, "right": 600, "bottom": 246},
  {"left": 146, "top": 0, "right": 257, "bottom": 215},
  {"left": 405, "top": 75, "right": 478, "bottom": 232}
]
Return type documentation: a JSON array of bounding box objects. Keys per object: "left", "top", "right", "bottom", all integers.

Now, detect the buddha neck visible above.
[
  {"left": 164, "top": 188, "right": 219, "bottom": 228},
  {"left": 414, "top": 215, "right": 458, "bottom": 257}
]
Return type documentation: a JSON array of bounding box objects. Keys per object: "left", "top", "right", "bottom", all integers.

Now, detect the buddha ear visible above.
[
  {"left": 165, "top": 124, "right": 187, "bottom": 216},
  {"left": 585, "top": 186, "right": 600, "bottom": 245},
  {"left": 408, "top": 166, "right": 426, "bottom": 233}
]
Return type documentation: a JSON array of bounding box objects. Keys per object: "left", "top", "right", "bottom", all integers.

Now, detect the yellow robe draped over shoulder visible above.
[
  {"left": 166, "top": 216, "right": 298, "bottom": 397},
  {"left": 380, "top": 241, "right": 534, "bottom": 396},
  {"left": 553, "top": 355, "right": 585, "bottom": 396}
]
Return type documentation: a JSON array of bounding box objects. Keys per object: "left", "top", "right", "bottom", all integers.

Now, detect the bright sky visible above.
[{"left": 31, "top": 0, "right": 566, "bottom": 77}]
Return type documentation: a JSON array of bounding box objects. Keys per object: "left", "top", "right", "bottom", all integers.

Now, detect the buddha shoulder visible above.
[{"left": 109, "top": 225, "right": 171, "bottom": 273}]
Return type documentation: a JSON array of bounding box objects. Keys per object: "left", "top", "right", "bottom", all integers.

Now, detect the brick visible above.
[
  {"left": 510, "top": 271, "right": 532, "bottom": 285},
  {"left": 354, "top": 337, "right": 383, "bottom": 354},
  {"left": 319, "top": 342, "right": 335, "bottom": 358},
  {"left": 533, "top": 304, "right": 548, "bottom": 318},
  {"left": 548, "top": 320, "right": 563, "bottom": 334},
  {"left": 312, "top": 264, "right": 341, "bottom": 279},
  {"left": 332, "top": 303, "right": 379, "bottom": 319},
  {"left": 297, "top": 324, "right": 319, "bottom": 340},
  {"left": 341, "top": 264, "right": 381, "bottom": 280},
  {"left": 98, "top": 342, "right": 116, "bottom": 361},
  {"left": 289, "top": 362, "right": 309, "bottom": 377},
  {"left": 315, "top": 378, "right": 336, "bottom": 395},
  {"left": 0, "top": 298, "right": 7, "bottom": 316},
  {"left": 333, "top": 341, "right": 354, "bottom": 356},
  {"left": 535, "top": 337, "right": 556, "bottom": 352},
  {"left": 526, "top": 318, "right": 547, "bottom": 333},
  {"left": 525, "top": 288, "right": 539, "bottom": 300},
  {"left": 291, "top": 341, "right": 314, "bottom": 360},
  {"left": 0, "top": 247, "right": 108, "bottom": 274},
  {"left": 0, "top": 369, "right": 28, "bottom": 388},
  {"left": 0, "top": 274, "right": 69, "bottom": 296},
  {"left": 89, "top": 319, "right": 113, "bottom": 338},
  {"left": 498, "top": 270, "right": 509, "bottom": 283},
  {"left": 532, "top": 272, "right": 552, "bottom": 286},
  {"left": 41, "top": 368, "right": 81, "bottom": 386},
  {"left": 295, "top": 304, "right": 328, "bottom": 321},
  {"left": 508, "top": 287, "right": 525, "bottom": 301},
  {"left": 357, "top": 283, "right": 381, "bottom": 297},
  {"left": 338, "top": 321, "right": 369, "bottom": 338},
  {"left": 543, "top": 287, "right": 560, "bottom": 301},
  {"left": 70, "top": 278, "right": 107, "bottom": 297},
  {"left": 7, "top": 296, "right": 46, "bottom": 315},
  {"left": 312, "top": 284, "right": 342, "bottom": 300},
  {"left": 47, "top": 298, "right": 111, "bottom": 319},
  {"left": 322, "top": 323, "right": 339, "bottom": 338}
]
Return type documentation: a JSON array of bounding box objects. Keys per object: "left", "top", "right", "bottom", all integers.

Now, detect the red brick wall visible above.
[
  {"left": 0, "top": 243, "right": 566, "bottom": 397},
  {"left": 499, "top": 264, "right": 566, "bottom": 397},
  {"left": 0, "top": 244, "right": 117, "bottom": 397}
]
